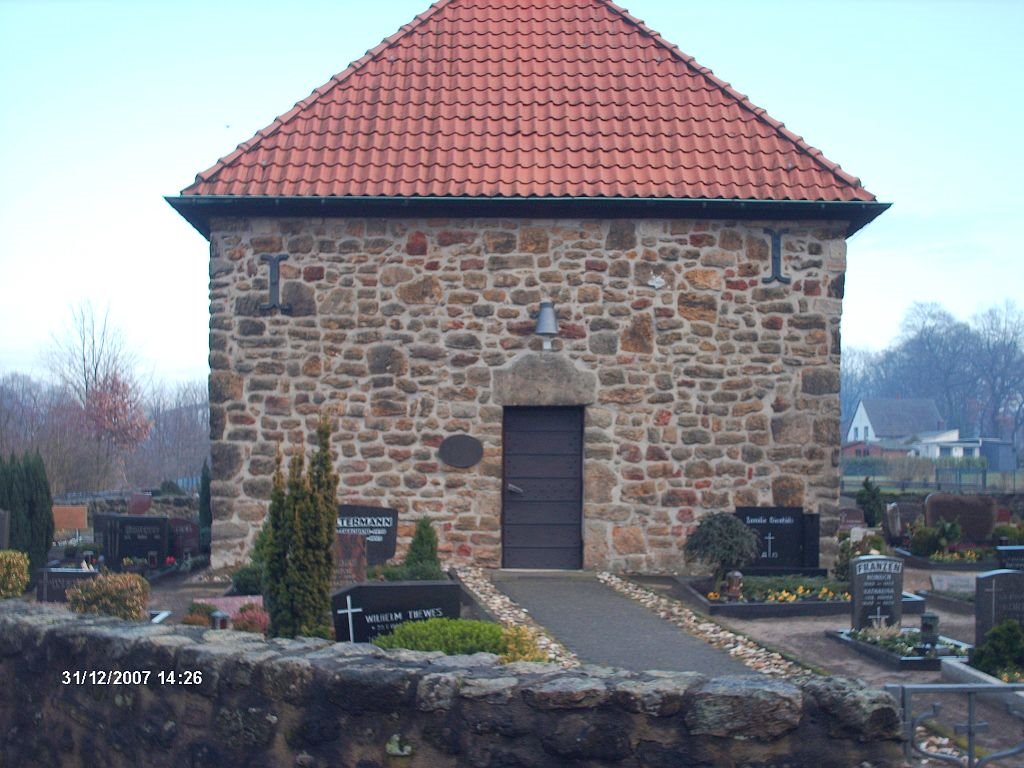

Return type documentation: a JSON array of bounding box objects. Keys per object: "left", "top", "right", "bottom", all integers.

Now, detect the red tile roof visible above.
[{"left": 181, "top": 0, "right": 876, "bottom": 203}]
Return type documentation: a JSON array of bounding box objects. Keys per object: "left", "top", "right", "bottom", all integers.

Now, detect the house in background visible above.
[
  {"left": 845, "top": 399, "right": 944, "bottom": 444},
  {"left": 170, "top": 0, "right": 888, "bottom": 571}
]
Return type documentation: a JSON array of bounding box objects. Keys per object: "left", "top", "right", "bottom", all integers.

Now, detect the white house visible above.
[{"left": 845, "top": 399, "right": 943, "bottom": 444}]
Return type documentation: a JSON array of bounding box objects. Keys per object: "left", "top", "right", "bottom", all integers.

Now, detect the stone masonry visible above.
[{"left": 208, "top": 216, "right": 847, "bottom": 571}]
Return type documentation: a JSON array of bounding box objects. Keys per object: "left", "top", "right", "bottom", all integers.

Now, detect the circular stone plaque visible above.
[{"left": 438, "top": 434, "right": 484, "bottom": 468}]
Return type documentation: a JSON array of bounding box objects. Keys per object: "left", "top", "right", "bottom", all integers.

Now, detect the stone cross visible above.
[
  {"left": 335, "top": 594, "right": 363, "bottom": 643},
  {"left": 763, "top": 532, "right": 775, "bottom": 559}
]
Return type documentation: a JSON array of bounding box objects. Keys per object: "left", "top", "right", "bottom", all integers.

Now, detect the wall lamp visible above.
[{"left": 535, "top": 301, "right": 558, "bottom": 350}]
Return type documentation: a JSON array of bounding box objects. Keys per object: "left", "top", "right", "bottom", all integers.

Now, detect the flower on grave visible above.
[
  {"left": 165, "top": 556, "right": 176, "bottom": 567},
  {"left": 706, "top": 591, "right": 721, "bottom": 601}
]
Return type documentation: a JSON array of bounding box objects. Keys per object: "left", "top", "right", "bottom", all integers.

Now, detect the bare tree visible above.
[
  {"left": 970, "top": 301, "right": 1024, "bottom": 440},
  {"left": 126, "top": 380, "right": 210, "bottom": 489},
  {"left": 46, "top": 303, "right": 150, "bottom": 491}
]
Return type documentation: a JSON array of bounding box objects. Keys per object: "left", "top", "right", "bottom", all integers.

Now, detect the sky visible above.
[{"left": 0, "top": 0, "right": 1021, "bottom": 385}]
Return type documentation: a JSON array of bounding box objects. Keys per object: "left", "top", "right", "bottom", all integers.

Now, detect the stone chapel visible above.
[{"left": 169, "top": 0, "right": 888, "bottom": 571}]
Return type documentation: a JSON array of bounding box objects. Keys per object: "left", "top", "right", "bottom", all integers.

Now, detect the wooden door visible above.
[{"left": 502, "top": 406, "right": 583, "bottom": 569}]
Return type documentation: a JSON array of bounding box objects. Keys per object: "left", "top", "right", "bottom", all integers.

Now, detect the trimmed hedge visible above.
[{"left": 66, "top": 572, "right": 150, "bottom": 621}]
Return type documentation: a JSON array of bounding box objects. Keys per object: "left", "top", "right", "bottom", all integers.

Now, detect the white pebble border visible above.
[
  {"left": 453, "top": 566, "right": 579, "bottom": 667},
  {"left": 596, "top": 572, "right": 813, "bottom": 681}
]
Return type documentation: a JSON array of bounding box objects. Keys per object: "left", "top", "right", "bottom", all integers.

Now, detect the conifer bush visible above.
[
  {"left": 684, "top": 512, "right": 760, "bottom": 584},
  {"left": 265, "top": 418, "right": 338, "bottom": 639},
  {"left": 371, "top": 517, "right": 445, "bottom": 581},
  {"left": 373, "top": 618, "right": 547, "bottom": 662},
  {"left": 66, "top": 572, "right": 150, "bottom": 621},
  {"left": 0, "top": 550, "right": 29, "bottom": 598}
]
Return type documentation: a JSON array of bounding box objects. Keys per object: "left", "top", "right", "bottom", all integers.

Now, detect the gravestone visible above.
[
  {"left": 331, "top": 581, "right": 461, "bottom": 642},
  {"left": 36, "top": 568, "right": 99, "bottom": 602},
  {"left": 997, "top": 546, "right": 1024, "bottom": 571},
  {"left": 331, "top": 533, "right": 367, "bottom": 590},
  {"left": 169, "top": 518, "right": 200, "bottom": 561},
  {"left": 93, "top": 514, "right": 170, "bottom": 570},
  {"left": 975, "top": 569, "right": 1024, "bottom": 646},
  {"left": 336, "top": 505, "right": 398, "bottom": 565},
  {"left": 930, "top": 573, "right": 975, "bottom": 594},
  {"left": 851, "top": 555, "right": 904, "bottom": 630},
  {"left": 925, "top": 493, "right": 996, "bottom": 543},
  {"left": 734, "top": 507, "right": 824, "bottom": 576},
  {"left": 883, "top": 502, "right": 925, "bottom": 546},
  {"left": 0, "top": 508, "right": 9, "bottom": 550}
]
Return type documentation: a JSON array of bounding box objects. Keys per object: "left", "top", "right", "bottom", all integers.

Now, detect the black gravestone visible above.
[
  {"left": 975, "top": 569, "right": 1024, "bottom": 646},
  {"left": 331, "top": 581, "right": 461, "bottom": 642},
  {"left": 735, "top": 507, "right": 824, "bottom": 576},
  {"left": 0, "top": 508, "right": 9, "bottom": 550},
  {"left": 169, "top": 518, "right": 200, "bottom": 561},
  {"left": 94, "top": 514, "right": 170, "bottom": 570},
  {"left": 851, "top": 555, "right": 904, "bottom": 630},
  {"left": 997, "top": 546, "right": 1024, "bottom": 571},
  {"left": 36, "top": 568, "right": 99, "bottom": 602},
  {"left": 438, "top": 434, "right": 484, "bottom": 468},
  {"left": 336, "top": 505, "right": 398, "bottom": 565}
]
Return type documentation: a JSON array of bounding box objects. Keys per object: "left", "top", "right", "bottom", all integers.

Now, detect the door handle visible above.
[{"left": 506, "top": 483, "right": 524, "bottom": 495}]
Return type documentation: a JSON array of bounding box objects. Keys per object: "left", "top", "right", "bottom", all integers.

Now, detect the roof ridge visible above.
[
  {"left": 597, "top": 0, "right": 870, "bottom": 197},
  {"left": 189, "top": 0, "right": 460, "bottom": 189}
]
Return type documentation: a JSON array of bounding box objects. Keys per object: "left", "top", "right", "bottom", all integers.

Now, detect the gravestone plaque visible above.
[
  {"left": 735, "top": 507, "right": 823, "bottom": 576},
  {"left": 0, "top": 508, "right": 9, "bottom": 550},
  {"left": 36, "top": 568, "right": 99, "bottom": 602},
  {"left": 997, "top": 546, "right": 1024, "bottom": 571},
  {"left": 438, "top": 434, "right": 484, "bottom": 468},
  {"left": 336, "top": 505, "right": 398, "bottom": 565},
  {"left": 331, "top": 533, "right": 367, "bottom": 590},
  {"left": 851, "top": 555, "right": 904, "bottom": 630},
  {"left": 169, "top": 518, "right": 200, "bottom": 561},
  {"left": 976, "top": 569, "right": 1024, "bottom": 646},
  {"left": 331, "top": 581, "right": 461, "bottom": 642},
  {"left": 931, "top": 573, "right": 976, "bottom": 594}
]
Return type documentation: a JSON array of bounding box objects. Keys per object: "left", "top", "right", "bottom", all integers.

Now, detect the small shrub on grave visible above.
[
  {"left": 909, "top": 523, "right": 941, "bottom": 557},
  {"left": 66, "top": 572, "right": 150, "bottom": 621},
  {"left": 181, "top": 612, "right": 211, "bottom": 627},
  {"left": 0, "top": 550, "right": 30, "bottom": 598},
  {"left": 833, "top": 533, "right": 887, "bottom": 581},
  {"left": 684, "top": 512, "right": 759, "bottom": 584},
  {"left": 856, "top": 477, "right": 884, "bottom": 527},
  {"left": 971, "top": 620, "right": 1024, "bottom": 680},
  {"left": 231, "top": 603, "right": 270, "bottom": 635},
  {"left": 993, "top": 524, "right": 1024, "bottom": 545},
  {"left": 933, "top": 519, "right": 962, "bottom": 553},
  {"left": 369, "top": 517, "right": 445, "bottom": 582},
  {"left": 187, "top": 601, "right": 217, "bottom": 618},
  {"left": 374, "top": 617, "right": 505, "bottom": 655},
  {"left": 499, "top": 625, "right": 547, "bottom": 663},
  {"left": 231, "top": 563, "right": 264, "bottom": 596}
]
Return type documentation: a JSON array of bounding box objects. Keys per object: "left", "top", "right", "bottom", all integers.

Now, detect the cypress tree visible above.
[
  {"left": 25, "top": 453, "right": 53, "bottom": 573},
  {"left": 263, "top": 419, "right": 338, "bottom": 639},
  {"left": 198, "top": 459, "right": 212, "bottom": 553},
  {"left": 7, "top": 454, "right": 29, "bottom": 555}
]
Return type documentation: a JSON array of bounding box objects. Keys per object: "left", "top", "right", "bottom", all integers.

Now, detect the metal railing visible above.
[{"left": 885, "top": 683, "right": 1024, "bottom": 767}]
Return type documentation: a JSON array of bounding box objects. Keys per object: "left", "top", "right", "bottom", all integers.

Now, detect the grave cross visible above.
[
  {"left": 870, "top": 605, "right": 889, "bottom": 628},
  {"left": 335, "top": 594, "right": 363, "bottom": 642},
  {"left": 763, "top": 532, "right": 775, "bottom": 559}
]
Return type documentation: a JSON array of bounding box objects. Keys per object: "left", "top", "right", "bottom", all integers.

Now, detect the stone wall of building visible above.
[
  {"left": 207, "top": 216, "right": 847, "bottom": 570},
  {"left": 0, "top": 602, "right": 902, "bottom": 767}
]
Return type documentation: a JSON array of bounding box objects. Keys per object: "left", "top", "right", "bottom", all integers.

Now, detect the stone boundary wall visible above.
[
  {"left": 208, "top": 216, "right": 848, "bottom": 571},
  {"left": 0, "top": 602, "right": 902, "bottom": 767}
]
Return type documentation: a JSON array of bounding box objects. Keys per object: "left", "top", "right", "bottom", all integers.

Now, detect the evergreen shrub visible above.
[
  {"left": 66, "top": 572, "right": 150, "bottom": 620},
  {"left": 374, "top": 619, "right": 547, "bottom": 661},
  {"left": 370, "top": 517, "right": 445, "bottom": 581},
  {"left": 971, "top": 620, "right": 1024, "bottom": 679},
  {"left": 0, "top": 550, "right": 29, "bottom": 598},
  {"left": 231, "top": 563, "right": 263, "bottom": 596},
  {"left": 684, "top": 512, "right": 759, "bottom": 583}
]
